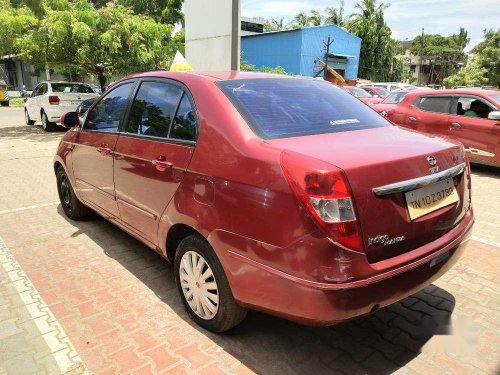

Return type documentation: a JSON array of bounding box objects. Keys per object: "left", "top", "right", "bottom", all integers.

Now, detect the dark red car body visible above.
[
  {"left": 54, "top": 71, "right": 473, "bottom": 326},
  {"left": 387, "top": 89, "right": 500, "bottom": 167}
]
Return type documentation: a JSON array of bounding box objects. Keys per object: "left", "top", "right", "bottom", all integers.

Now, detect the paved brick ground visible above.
[{"left": 1, "top": 108, "right": 499, "bottom": 374}]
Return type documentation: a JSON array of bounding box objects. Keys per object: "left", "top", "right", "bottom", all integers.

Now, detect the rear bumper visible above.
[
  {"left": 46, "top": 106, "right": 77, "bottom": 124},
  {"left": 213, "top": 208, "right": 473, "bottom": 326}
]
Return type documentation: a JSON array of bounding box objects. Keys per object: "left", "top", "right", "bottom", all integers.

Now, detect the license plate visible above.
[{"left": 405, "top": 178, "right": 459, "bottom": 220}]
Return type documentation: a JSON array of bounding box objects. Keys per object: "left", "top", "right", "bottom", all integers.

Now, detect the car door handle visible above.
[
  {"left": 409, "top": 116, "right": 417, "bottom": 122},
  {"left": 151, "top": 157, "right": 173, "bottom": 171},
  {"left": 97, "top": 144, "right": 111, "bottom": 155},
  {"left": 451, "top": 122, "right": 461, "bottom": 128}
]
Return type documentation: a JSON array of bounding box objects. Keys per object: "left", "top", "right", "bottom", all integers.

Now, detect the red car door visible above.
[
  {"left": 404, "top": 95, "right": 452, "bottom": 138},
  {"left": 71, "top": 81, "right": 136, "bottom": 218},
  {"left": 448, "top": 95, "right": 500, "bottom": 165},
  {"left": 113, "top": 80, "right": 197, "bottom": 244}
]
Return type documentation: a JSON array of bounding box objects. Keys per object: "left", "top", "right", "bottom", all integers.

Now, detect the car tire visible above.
[
  {"left": 1, "top": 101, "right": 9, "bottom": 107},
  {"left": 25, "top": 109, "right": 35, "bottom": 125},
  {"left": 41, "top": 111, "right": 56, "bottom": 132},
  {"left": 174, "top": 235, "right": 247, "bottom": 332},
  {"left": 56, "top": 166, "right": 90, "bottom": 220}
]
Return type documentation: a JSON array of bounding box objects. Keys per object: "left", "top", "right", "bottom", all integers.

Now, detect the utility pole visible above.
[
  {"left": 418, "top": 28, "right": 424, "bottom": 86},
  {"left": 313, "top": 36, "right": 334, "bottom": 79}
]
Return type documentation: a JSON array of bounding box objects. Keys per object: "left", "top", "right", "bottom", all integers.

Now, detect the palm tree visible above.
[
  {"left": 324, "top": 0, "right": 345, "bottom": 26},
  {"left": 309, "top": 10, "right": 322, "bottom": 26},
  {"left": 347, "top": 0, "right": 399, "bottom": 81},
  {"left": 291, "top": 12, "right": 311, "bottom": 29},
  {"left": 264, "top": 17, "right": 286, "bottom": 32}
]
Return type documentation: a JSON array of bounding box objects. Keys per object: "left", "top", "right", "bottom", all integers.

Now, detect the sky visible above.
[{"left": 241, "top": 0, "right": 500, "bottom": 50}]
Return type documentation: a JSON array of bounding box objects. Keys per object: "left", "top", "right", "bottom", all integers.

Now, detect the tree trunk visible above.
[{"left": 97, "top": 72, "right": 106, "bottom": 93}]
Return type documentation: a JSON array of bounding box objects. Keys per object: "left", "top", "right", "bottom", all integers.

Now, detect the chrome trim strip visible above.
[{"left": 373, "top": 163, "right": 466, "bottom": 196}]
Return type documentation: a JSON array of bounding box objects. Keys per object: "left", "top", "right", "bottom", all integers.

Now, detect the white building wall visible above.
[{"left": 185, "top": 0, "right": 240, "bottom": 71}]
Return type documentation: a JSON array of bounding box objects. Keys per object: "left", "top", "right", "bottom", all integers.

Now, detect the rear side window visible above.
[
  {"left": 217, "top": 79, "right": 389, "bottom": 139},
  {"left": 125, "top": 81, "right": 183, "bottom": 138},
  {"left": 170, "top": 94, "right": 197, "bottom": 141},
  {"left": 414, "top": 96, "right": 452, "bottom": 114}
]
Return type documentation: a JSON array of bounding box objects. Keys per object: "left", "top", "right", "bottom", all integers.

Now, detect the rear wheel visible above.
[
  {"left": 56, "top": 166, "right": 90, "bottom": 220},
  {"left": 25, "top": 109, "right": 35, "bottom": 125},
  {"left": 41, "top": 111, "right": 56, "bottom": 132},
  {"left": 174, "top": 235, "right": 247, "bottom": 332},
  {"left": 1, "top": 101, "right": 9, "bottom": 107}
]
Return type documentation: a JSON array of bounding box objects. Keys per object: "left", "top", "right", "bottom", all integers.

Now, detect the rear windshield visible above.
[
  {"left": 345, "top": 86, "right": 373, "bottom": 98},
  {"left": 51, "top": 83, "right": 94, "bottom": 93},
  {"left": 217, "top": 79, "right": 389, "bottom": 139},
  {"left": 382, "top": 91, "right": 407, "bottom": 104}
]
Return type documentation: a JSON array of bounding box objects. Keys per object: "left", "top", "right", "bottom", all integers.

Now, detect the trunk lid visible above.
[
  {"left": 56, "top": 93, "right": 99, "bottom": 107},
  {"left": 268, "top": 126, "right": 469, "bottom": 262}
]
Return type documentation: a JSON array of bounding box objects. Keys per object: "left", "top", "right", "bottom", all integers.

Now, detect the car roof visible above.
[
  {"left": 405, "top": 89, "right": 499, "bottom": 97},
  {"left": 40, "top": 81, "right": 92, "bottom": 85},
  {"left": 125, "top": 70, "right": 301, "bottom": 83}
]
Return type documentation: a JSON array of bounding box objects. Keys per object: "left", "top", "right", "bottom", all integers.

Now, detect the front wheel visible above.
[
  {"left": 174, "top": 235, "right": 247, "bottom": 332},
  {"left": 56, "top": 167, "right": 90, "bottom": 220},
  {"left": 41, "top": 111, "right": 56, "bottom": 132}
]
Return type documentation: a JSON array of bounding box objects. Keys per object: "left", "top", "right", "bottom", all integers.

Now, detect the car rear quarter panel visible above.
[{"left": 156, "top": 76, "right": 318, "bottom": 271}]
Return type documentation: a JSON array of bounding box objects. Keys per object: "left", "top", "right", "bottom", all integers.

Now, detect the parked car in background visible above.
[
  {"left": 371, "top": 90, "right": 411, "bottom": 117},
  {"left": 24, "top": 81, "right": 99, "bottom": 131},
  {"left": 361, "top": 86, "right": 390, "bottom": 99},
  {"left": 358, "top": 82, "right": 419, "bottom": 92},
  {"left": 55, "top": 71, "right": 473, "bottom": 332},
  {"left": 0, "top": 79, "right": 9, "bottom": 106},
  {"left": 387, "top": 89, "right": 500, "bottom": 167},
  {"left": 341, "top": 85, "right": 381, "bottom": 106},
  {"left": 76, "top": 97, "right": 98, "bottom": 123}
]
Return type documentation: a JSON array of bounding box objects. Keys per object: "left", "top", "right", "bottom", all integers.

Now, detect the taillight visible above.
[
  {"left": 48, "top": 95, "right": 60, "bottom": 105},
  {"left": 280, "top": 151, "right": 363, "bottom": 251}
]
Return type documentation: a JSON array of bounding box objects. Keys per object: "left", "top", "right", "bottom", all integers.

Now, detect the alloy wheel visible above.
[{"left": 179, "top": 251, "right": 219, "bottom": 320}]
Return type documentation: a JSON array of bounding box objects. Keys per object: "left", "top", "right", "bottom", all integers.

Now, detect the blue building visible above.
[{"left": 241, "top": 24, "right": 361, "bottom": 80}]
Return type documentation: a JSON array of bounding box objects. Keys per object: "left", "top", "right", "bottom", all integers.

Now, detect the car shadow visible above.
[
  {"left": 0, "top": 124, "right": 66, "bottom": 143},
  {"left": 58, "top": 206, "right": 456, "bottom": 374},
  {"left": 470, "top": 163, "right": 499, "bottom": 177}
]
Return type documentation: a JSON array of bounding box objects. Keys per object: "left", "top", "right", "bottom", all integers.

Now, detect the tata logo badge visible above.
[{"left": 427, "top": 155, "right": 439, "bottom": 174}]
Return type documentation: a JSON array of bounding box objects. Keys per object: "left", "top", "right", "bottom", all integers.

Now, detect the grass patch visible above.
[{"left": 9, "top": 98, "right": 25, "bottom": 107}]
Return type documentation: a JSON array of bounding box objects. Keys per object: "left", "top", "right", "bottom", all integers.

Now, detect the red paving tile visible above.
[
  {"left": 110, "top": 346, "right": 145, "bottom": 373},
  {"left": 144, "top": 344, "right": 179, "bottom": 371}
]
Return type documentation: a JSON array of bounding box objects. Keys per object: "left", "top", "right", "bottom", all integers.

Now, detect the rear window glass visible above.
[
  {"left": 217, "top": 79, "right": 389, "bottom": 139},
  {"left": 51, "top": 83, "right": 94, "bottom": 93}
]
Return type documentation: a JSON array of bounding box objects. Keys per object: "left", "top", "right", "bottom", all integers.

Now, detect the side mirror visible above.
[
  {"left": 487, "top": 111, "right": 500, "bottom": 120},
  {"left": 60, "top": 112, "right": 79, "bottom": 128}
]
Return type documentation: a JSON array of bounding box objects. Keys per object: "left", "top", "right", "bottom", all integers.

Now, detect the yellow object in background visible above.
[{"left": 170, "top": 51, "right": 193, "bottom": 72}]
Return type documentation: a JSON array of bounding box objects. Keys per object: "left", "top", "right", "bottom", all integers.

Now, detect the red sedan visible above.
[
  {"left": 387, "top": 89, "right": 500, "bottom": 167},
  {"left": 361, "top": 85, "right": 391, "bottom": 99},
  {"left": 371, "top": 90, "right": 411, "bottom": 117},
  {"left": 341, "top": 85, "right": 381, "bottom": 106},
  {"left": 55, "top": 71, "right": 473, "bottom": 332}
]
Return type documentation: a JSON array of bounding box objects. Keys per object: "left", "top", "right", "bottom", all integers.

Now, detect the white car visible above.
[
  {"left": 357, "top": 82, "right": 419, "bottom": 92},
  {"left": 24, "top": 81, "right": 99, "bottom": 131}
]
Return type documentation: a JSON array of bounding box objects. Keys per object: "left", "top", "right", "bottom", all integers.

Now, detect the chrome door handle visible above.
[
  {"left": 409, "top": 116, "right": 417, "bottom": 122},
  {"left": 152, "top": 157, "right": 173, "bottom": 171},
  {"left": 97, "top": 144, "right": 111, "bottom": 155},
  {"left": 451, "top": 122, "right": 461, "bottom": 128}
]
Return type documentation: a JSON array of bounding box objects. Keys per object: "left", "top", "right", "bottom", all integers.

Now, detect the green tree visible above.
[
  {"left": 324, "top": 1, "right": 345, "bottom": 26},
  {"left": 443, "top": 54, "right": 488, "bottom": 87},
  {"left": 346, "top": 0, "right": 402, "bottom": 81},
  {"left": 10, "top": 0, "right": 176, "bottom": 90},
  {"left": 291, "top": 12, "right": 311, "bottom": 29},
  {"left": 472, "top": 29, "right": 500, "bottom": 86},
  {"left": 263, "top": 17, "right": 285, "bottom": 32},
  {"left": 411, "top": 28, "right": 469, "bottom": 85},
  {"left": 309, "top": 10, "right": 322, "bottom": 26}
]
